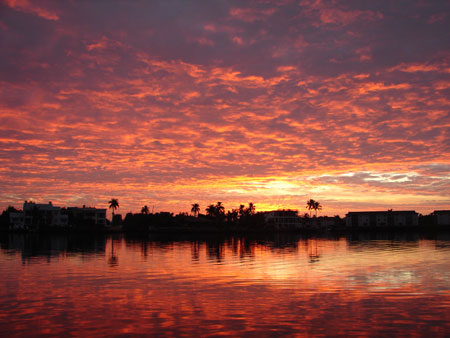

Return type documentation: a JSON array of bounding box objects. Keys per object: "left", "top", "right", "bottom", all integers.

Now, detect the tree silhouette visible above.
[
  {"left": 141, "top": 205, "right": 149, "bottom": 215},
  {"left": 247, "top": 202, "right": 255, "bottom": 216},
  {"left": 306, "top": 199, "right": 316, "bottom": 217},
  {"left": 313, "top": 201, "right": 322, "bottom": 216},
  {"left": 191, "top": 203, "right": 200, "bottom": 217},
  {"left": 206, "top": 202, "right": 225, "bottom": 218},
  {"left": 238, "top": 204, "right": 246, "bottom": 218},
  {"left": 215, "top": 202, "right": 225, "bottom": 216},
  {"left": 5, "top": 206, "right": 19, "bottom": 213},
  {"left": 206, "top": 204, "right": 216, "bottom": 217},
  {"left": 109, "top": 198, "right": 119, "bottom": 217}
]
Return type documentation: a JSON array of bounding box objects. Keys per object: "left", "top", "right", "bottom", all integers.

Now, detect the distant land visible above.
[{"left": 1, "top": 200, "right": 449, "bottom": 233}]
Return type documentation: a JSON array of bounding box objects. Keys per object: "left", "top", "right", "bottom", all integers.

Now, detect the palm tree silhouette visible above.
[
  {"left": 191, "top": 203, "right": 200, "bottom": 217},
  {"left": 306, "top": 199, "right": 316, "bottom": 217},
  {"left": 206, "top": 204, "right": 216, "bottom": 217},
  {"left": 313, "top": 201, "right": 322, "bottom": 216},
  {"left": 108, "top": 198, "right": 119, "bottom": 217},
  {"left": 141, "top": 205, "right": 149, "bottom": 215},
  {"left": 247, "top": 202, "right": 255, "bottom": 216},
  {"left": 238, "top": 204, "right": 246, "bottom": 218},
  {"left": 215, "top": 202, "right": 225, "bottom": 216},
  {"left": 206, "top": 202, "right": 225, "bottom": 217}
]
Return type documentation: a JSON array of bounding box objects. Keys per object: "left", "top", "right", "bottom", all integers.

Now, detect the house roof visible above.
[{"left": 346, "top": 210, "right": 417, "bottom": 215}]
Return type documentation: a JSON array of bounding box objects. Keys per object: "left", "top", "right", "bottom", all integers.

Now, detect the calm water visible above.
[{"left": 0, "top": 232, "right": 449, "bottom": 337}]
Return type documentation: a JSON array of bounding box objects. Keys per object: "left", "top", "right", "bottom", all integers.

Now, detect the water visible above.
[{"left": 0, "top": 232, "right": 449, "bottom": 337}]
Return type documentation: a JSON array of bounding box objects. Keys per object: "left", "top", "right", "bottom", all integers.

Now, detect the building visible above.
[
  {"left": 263, "top": 210, "right": 303, "bottom": 230},
  {"left": 5, "top": 202, "right": 106, "bottom": 230},
  {"left": 9, "top": 212, "right": 25, "bottom": 230},
  {"left": 67, "top": 206, "right": 107, "bottom": 227},
  {"left": 263, "top": 211, "right": 343, "bottom": 230},
  {"left": 300, "top": 216, "right": 343, "bottom": 230},
  {"left": 23, "top": 201, "right": 68, "bottom": 229},
  {"left": 432, "top": 210, "right": 450, "bottom": 226},
  {"left": 316, "top": 216, "right": 344, "bottom": 229},
  {"left": 345, "top": 210, "right": 419, "bottom": 228}
]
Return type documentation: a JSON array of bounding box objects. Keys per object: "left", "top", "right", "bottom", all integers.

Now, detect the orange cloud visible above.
[
  {"left": 0, "top": 0, "right": 448, "bottom": 217},
  {"left": 389, "top": 62, "right": 450, "bottom": 74}
]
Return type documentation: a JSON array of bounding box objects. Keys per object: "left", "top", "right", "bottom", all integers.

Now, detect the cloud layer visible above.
[{"left": 0, "top": 0, "right": 449, "bottom": 215}]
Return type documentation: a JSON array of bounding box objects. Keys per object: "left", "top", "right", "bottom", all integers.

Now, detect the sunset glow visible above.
[{"left": 0, "top": 0, "right": 449, "bottom": 216}]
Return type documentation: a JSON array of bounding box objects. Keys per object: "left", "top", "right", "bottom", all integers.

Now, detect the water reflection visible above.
[
  {"left": 0, "top": 232, "right": 449, "bottom": 337},
  {"left": 0, "top": 233, "right": 106, "bottom": 262},
  {"left": 308, "top": 239, "right": 321, "bottom": 263},
  {"left": 108, "top": 236, "right": 119, "bottom": 267}
]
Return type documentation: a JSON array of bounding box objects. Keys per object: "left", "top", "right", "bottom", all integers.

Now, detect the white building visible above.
[
  {"left": 345, "top": 210, "right": 419, "bottom": 228},
  {"left": 263, "top": 210, "right": 303, "bottom": 230},
  {"left": 23, "top": 201, "right": 68, "bottom": 228}
]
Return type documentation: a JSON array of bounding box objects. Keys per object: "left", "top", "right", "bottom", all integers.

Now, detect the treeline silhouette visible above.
[
  {"left": 1, "top": 199, "right": 445, "bottom": 234},
  {"left": 122, "top": 202, "right": 267, "bottom": 233},
  {"left": 0, "top": 200, "right": 326, "bottom": 233}
]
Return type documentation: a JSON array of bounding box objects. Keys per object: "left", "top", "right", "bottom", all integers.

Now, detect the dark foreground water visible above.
[{"left": 0, "top": 232, "right": 449, "bottom": 337}]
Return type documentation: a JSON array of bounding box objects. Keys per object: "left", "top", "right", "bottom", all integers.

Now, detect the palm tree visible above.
[
  {"left": 141, "top": 205, "right": 149, "bottom": 215},
  {"left": 215, "top": 202, "right": 225, "bottom": 216},
  {"left": 191, "top": 203, "right": 200, "bottom": 217},
  {"left": 227, "top": 209, "right": 239, "bottom": 223},
  {"left": 247, "top": 202, "right": 255, "bottom": 216},
  {"left": 306, "top": 199, "right": 316, "bottom": 217},
  {"left": 238, "top": 204, "right": 246, "bottom": 218},
  {"left": 206, "top": 204, "right": 216, "bottom": 217},
  {"left": 206, "top": 202, "right": 225, "bottom": 218},
  {"left": 313, "top": 201, "right": 322, "bottom": 216},
  {"left": 108, "top": 198, "right": 119, "bottom": 217}
]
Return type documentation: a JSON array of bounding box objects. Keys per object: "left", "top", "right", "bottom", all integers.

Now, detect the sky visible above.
[{"left": 0, "top": 0, "right": 449, "bottom": 216}]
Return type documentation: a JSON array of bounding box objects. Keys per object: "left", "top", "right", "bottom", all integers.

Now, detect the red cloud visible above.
[
  {"left": 229, "top": 7, "right": 277, "bottom": 23},
  {"left": 4, "top": 0, "right": 59, "bottom": 20},
  {"left": 0, "top": 0, "right": 448, "bottom": 216}
]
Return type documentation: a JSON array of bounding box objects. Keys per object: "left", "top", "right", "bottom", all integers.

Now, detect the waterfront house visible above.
[
  {"left": 67, "top": 206, "right": 107, "bottom": 227},
  {"left": 345, "top": 210, "right": 419, "bottom": 228},
  {"left": 263, "top": 211, "right": 342, "bottom": 230},
  {"left": 301, "top": 216, "right": 343, "bottom": 230},
  {"left": 432, "top": 210, "right": 450, "bottom": 226},
  {"left": 263, "top": 210, "right": 303, "bottom": 230},
  {"left": 23, "top": 201, "right": 68, "bottom": 229},
  {"left": 9, "top": 212, "right": 25, "bottom": 230}
]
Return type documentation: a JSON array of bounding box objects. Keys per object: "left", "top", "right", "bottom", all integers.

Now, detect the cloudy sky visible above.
[{"left": 1, "top": 0, "right": 449, "bottom": 216}]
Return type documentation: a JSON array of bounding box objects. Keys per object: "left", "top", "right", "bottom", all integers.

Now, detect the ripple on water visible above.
[{"left": 0, "top": 234, "right": 449, "bottom": 337}]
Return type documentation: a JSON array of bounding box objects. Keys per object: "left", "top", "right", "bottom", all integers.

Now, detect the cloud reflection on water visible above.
[{"left": 0, "top": 233, "right": 449, "bottom": 336}]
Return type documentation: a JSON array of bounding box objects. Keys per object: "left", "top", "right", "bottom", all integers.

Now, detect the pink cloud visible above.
[
  {"left": 229, "top": 7, "right": 277, "bottom": 23},
  {"left": 3, "top": 0, "right": 59, "bottom": 20},
  {"left": 298, "top": 0, "right": 383, "bottom": 27},
  {"left": 232, "top": 36, "right": 244, "bottom": 45},
  {"left": 0, "top": 0, "right": 448, "bottom": 216}
]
